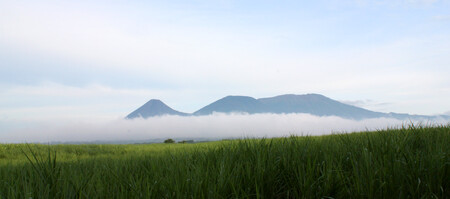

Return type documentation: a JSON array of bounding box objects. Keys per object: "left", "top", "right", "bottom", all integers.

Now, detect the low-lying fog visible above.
[{"left": 1, "top": 113, "right": 448, "bottom": 143}]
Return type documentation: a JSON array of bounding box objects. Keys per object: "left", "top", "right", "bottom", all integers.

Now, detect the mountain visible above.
[
  {"left": 193, "top": 96, "right": 263, "bottom": 115},
  {"left": 126, "top": 99, "right": 189, "bottom": 119},
  {"left": 127, "top": 94, "right": 441, "bottom": 120},
  {"left": 257, "top": 94, "right": 387, "bottom": 119},
  {"left": 192, "top": 94, "right": 386, "bottom": 119}
]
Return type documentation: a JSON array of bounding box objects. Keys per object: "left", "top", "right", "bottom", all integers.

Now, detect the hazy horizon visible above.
[{"left": 3, "top": 112, "right": 449, "bottom": 143}]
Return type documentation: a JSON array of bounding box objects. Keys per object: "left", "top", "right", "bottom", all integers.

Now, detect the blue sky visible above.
[{"left": 1, "top": 0, "right": 449, "bottom": 125}]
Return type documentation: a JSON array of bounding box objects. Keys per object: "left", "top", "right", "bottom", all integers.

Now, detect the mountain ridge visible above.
[
  {"left": 126, "top": 94, "right": 442, "bottom": 120},
  {"left": 193, "top": 95, "right": 263, "bottom": 116}
]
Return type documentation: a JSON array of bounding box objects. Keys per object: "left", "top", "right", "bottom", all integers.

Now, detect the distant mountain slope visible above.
[
  {"left": 126, "top": 99, "right": 189, "bottom": 119},
  {"left": 126, "top": 94, "right": 442, "bottom": 120},
  {"left": 193, "top": 96, "right": 263, "bottom": 115},
  {"left": 191, "top": 94, "right": 386, "bottom": 119},
  {"left": 258, "top": 94, "right": 387, "bottom": 119}
]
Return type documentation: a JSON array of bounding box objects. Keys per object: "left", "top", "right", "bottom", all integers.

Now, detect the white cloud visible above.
[
  {"left": 2, "top": 1, "right": 448, "bottom": 89},
  {"left": 2, "top": 82, "right": 159, "bottom": 98},
  {"left": 405, "top": 0, "right": 440, "bottom": 4},
  {"left": 350, "top": 0, "right": 443, "bottom": 6},
  {"left": 0, "top": 1, "right": 270, "bottom": 78},
  {"left": 0, "top": 82, "right": 162, "bottom": 121},
  {"left": 2, "top": 113, "right": 445, "bottom": 143},
  {"left": 340, "top": 99, "right": 392, "bottom": 110},
  {"left": 433, "top": 15, "right": 450, "bottom": 21}
]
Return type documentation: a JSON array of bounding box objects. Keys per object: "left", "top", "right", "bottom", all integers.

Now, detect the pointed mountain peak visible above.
[
  {"left": 144, "top": 99, "right": 165, "bottom": 105},
  {"left": 149, "top": 99, "right": 162, "bottom": 102},
  {"left": 126, "top": 99, "right": 188, "bottom": 119}
]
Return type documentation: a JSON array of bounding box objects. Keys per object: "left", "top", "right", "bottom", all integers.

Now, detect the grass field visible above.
[{"left": 0, "top": 124, "right": 449, "bottom": 198}]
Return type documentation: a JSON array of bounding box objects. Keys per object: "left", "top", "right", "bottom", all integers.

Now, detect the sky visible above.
[{"left": 0, "top": 0, "right": 449, "bottom": 142}]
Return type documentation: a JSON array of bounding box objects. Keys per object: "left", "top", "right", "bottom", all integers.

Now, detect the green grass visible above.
[{"left": 0, "top": 124, "right": 449, "bottom": 198}]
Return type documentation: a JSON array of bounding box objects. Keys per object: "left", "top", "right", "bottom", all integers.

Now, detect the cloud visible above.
[
  {"left": 0, "top": 82, "right": 226, "bottom": 118},
  {"left": 340, "top": 99, "right": 392, "bottom": 107},
  {"left": 1, "top": 1, "right": 449, "bottom": 91},
  {"left": 403, "top": 0, "right": 439, "bottom": 4},
  {"left": 433, "top": 15, "right": 450, "bottom": 21},
  {"left": 340, "top": 99, "right": 393, "bottom": 112},
  {"left": 0, "top": 1, "right": 271, "bottom": 79},
  {"left": 350, "top": 0, "right": 442, "bottom": 6},
  {"left": 0, "top": 82, "right": 160, "bottom": 119},
  {"left": 1, "top": 113, "right": 446, "bottom": 143}
]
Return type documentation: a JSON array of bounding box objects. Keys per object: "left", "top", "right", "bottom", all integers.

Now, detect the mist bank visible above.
[{"left": 1, "top": 113, "right": 448, "bottom": 143}]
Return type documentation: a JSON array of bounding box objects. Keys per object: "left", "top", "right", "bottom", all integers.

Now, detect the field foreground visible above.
[{"left": 0, "top": 125, "right": 449, "bottom": 198}]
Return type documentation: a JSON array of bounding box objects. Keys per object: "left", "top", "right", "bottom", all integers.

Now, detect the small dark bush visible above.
[
  {"left": 163, "top": 139, "right": 175, "bottom": 144},
  {"left": 178, "top": 140, "right": 194, "bottom": 144}
]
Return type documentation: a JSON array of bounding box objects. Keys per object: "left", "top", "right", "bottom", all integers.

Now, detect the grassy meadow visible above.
[{"left": 0, "top": 124, "right": 449, "bottom": 198}]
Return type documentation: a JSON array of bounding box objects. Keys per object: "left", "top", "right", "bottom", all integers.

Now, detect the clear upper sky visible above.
[{"left": 1, "top": 0, "right": 449, "bottom": 122}]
